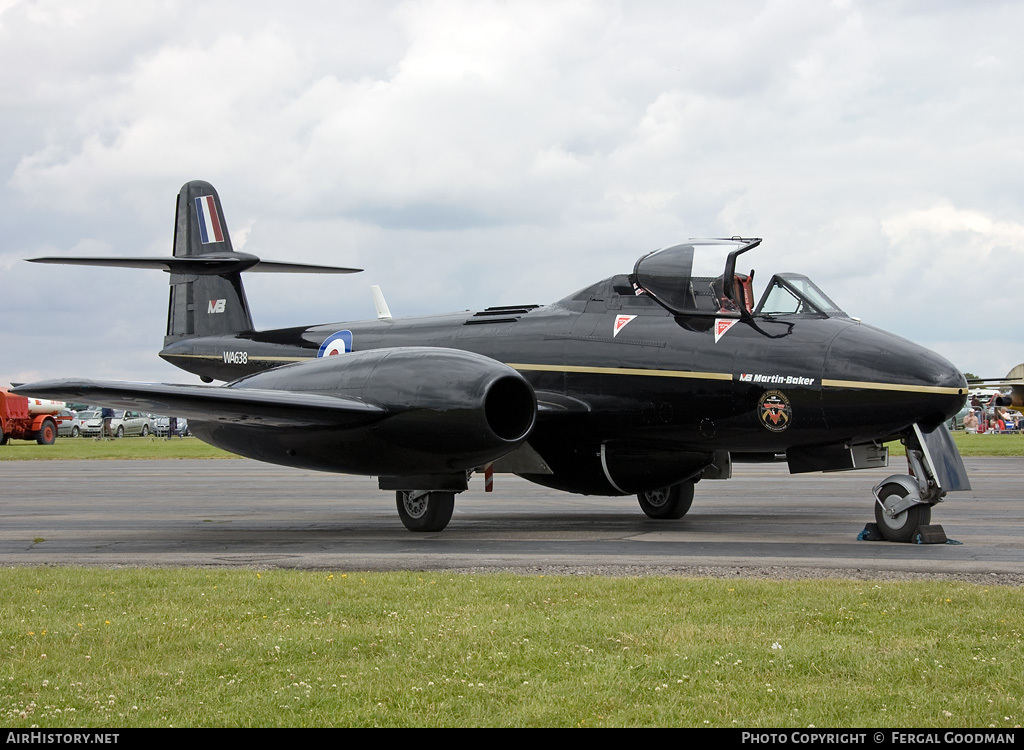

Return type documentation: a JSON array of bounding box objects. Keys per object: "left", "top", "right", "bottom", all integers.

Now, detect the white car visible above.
[
  {"left": 152, "top": 416, "right": 189, "bottom": 437},
  {"left": 58, "top": 409, "right": 98, "bottom": 437},
  {"left": 82, "top": 410, "right": 153, "bottom": 437}
]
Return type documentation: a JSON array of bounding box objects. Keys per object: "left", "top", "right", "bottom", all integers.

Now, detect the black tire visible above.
[
  {"left": 0, "top": 424, "right": 5, "bottom": 445},
  {"left": 638, "top": 481, "right": 695, "bottom": 519},
  {"left": 874, "top": 482, "right": 931, "bottom": 543},
  {"left": 71, "top": 425, "right": 80, "bottom": 438},
  {"left": 396, "top": 491, "right": 455, "bottom": 532},
  {"left": 36, "top": 419, "right": 57, "bottom": 445},
  {"left": 141, "top": 424, "right": 149, "bottom": 437},
  {"left": 115, "top": 425, "right": 124, "bottom": 438}
]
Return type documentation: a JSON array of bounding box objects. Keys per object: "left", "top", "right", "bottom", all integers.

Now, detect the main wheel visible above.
[
  {"left": 36, "top": 419, "right": 56, "bottom": 445},
  {"left": 396, "top": 491, "right": 456, "bottom": 532},
  {"left": 638, "top": 481, "right": 695, "bottom": 519},
  {"left": 874, "top": 482, "right": 931, "bottom": 543}
]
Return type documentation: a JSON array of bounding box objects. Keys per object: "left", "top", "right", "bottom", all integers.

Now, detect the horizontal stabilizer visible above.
[
  {"left": 13, "top": 379, "right": 385, "bottom": 429},
  {"left": 27, "top": 252, "right": 361, "bottom": 276}
]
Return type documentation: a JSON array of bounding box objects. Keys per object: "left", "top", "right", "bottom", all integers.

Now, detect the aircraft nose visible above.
[{"left": 825, "top": 323, "right": 966, "bottom": 429}]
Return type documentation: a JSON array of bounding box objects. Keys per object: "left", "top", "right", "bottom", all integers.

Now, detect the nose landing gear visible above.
[
  {"left": 873, "top": 478, "right": 932, "bottom": 543},
  {"left": 869, "top": 424, "right": 970, "bottom": 543}
]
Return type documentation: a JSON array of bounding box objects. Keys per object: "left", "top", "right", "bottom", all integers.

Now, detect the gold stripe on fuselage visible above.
[
  {"left": 165, "top": 354, "right": 962, "bottom": 395},
  {"left": 506, "top": 363, "right": 733, "bottom": 381},
  {"left": 510, "top": 363, "right": 962, "bottom": 394},
  {"left": 819, "top": 378, "right": 962, "bottom": 395}
]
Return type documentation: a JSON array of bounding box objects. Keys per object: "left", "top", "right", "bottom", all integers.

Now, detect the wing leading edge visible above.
[{"left": 12, "top": 379, "right": 386, "bottom": 429}]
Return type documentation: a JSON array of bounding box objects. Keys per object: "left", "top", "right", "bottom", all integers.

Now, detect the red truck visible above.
[{"left": 0, "top": 388, "right": 65, "bottom": 445}]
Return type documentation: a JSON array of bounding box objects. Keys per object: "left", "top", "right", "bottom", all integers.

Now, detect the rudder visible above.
[{"left": 166, "top": 181, "right": 255, "bottom": 345}]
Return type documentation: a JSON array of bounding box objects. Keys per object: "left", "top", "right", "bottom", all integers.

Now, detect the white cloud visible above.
[{"left": 2, "top": 0, "right": 1024, "bottom": 387}]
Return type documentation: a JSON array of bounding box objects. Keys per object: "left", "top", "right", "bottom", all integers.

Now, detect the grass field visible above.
[
  {"left": 2, "top": 431, "right": 1021, "bottom": 727},
  {"left": 2, "top": 568, "right": 1022, "bottom": 728},
  {"left": 0, "top": 436, "right": 235, "bottom": 460},
  {"left": 889, "top": 431, "right": 1024, "bottom": 457}
]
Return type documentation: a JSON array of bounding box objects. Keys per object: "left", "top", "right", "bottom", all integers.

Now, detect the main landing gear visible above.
[
  {"left": 396, "top": 490, "right": 456, "bottom": 532},
  {"left": 637, "top": 479, "right": 695, "bottom": 519}
]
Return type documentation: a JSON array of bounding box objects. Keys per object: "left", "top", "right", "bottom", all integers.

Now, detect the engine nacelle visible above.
[
  {"left": 995, "top": 388, "right": 1024, "bottom": 410},
  {"left": 192, "top": 347, "right": 537, "bottom": 476}
]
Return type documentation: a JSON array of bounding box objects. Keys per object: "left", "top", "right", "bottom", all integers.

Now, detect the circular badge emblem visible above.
[{"left": 759, "top": 390, "right": 792, "bottom": 432}]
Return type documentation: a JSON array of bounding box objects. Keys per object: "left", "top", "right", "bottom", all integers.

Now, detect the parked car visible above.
[
  {"left": 58, "top": 409, "right": 98, "bottom": 437},
  {"left": 81, "top": 410, "right": 153, "bottom": 437},
  {"left": 113, "top": 410, "right": 153, "bottom": 437},
  {"left": 54, "top": 409, "right": 74, "bottom": 437},
  {"left": 152, "top": 416, "right": 189, "bottom": 437},
  {"left": 948, "top": 404, "right": 972, "bottom": 431}
]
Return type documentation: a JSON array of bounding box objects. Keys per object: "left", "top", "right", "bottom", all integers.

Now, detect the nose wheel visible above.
[{"left": 873, "top": 481, "right": 932, "bottom": 543}]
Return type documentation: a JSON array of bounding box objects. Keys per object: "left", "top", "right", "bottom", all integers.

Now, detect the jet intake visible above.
[
  {"left": 995, "top": 391, "right": 1024, "bottom": 409},
  {"left": 484, "top": 375, "right": 537, "bottom": 442},
  {"left": 374, "top": 367, "right": 536, "bottom": 458}
]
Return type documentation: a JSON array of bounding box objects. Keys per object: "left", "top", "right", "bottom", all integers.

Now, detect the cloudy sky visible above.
[{"left": 1, "top": 0, "right": 1021, "bottom": 389}]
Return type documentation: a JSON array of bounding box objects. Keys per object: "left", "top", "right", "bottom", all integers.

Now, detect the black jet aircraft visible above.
[{"left": 16, "top": 180, "right": 971, "bottom": 539}]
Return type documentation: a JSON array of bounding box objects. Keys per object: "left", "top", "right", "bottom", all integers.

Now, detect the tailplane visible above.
[{"left": 27, "top": 180, "right": 361, "bottom": 347}]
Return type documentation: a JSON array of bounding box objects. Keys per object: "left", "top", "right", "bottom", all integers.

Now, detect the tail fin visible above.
[
  {"left": 26, "top": 180, "right": 361, "bottom": 348},
  {"left": 166, "top": 180, "right": 253, "bottom": 344}
]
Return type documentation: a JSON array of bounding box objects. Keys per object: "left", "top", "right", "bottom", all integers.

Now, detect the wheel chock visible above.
[
  {"left": 914, "top": 525, "right": 948, "bottom": 544},
  {"left": 858, "top": 523, "right": 886, "bottom": 541},
  {"left": 860, "top": 522, "right": 956, "bottom": 544}
]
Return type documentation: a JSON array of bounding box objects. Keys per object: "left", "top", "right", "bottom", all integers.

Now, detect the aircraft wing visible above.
[{"left": 12, "top": 379, "right": 386, "bottom": 428}]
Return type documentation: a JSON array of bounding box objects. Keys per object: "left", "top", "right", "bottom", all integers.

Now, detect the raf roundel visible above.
[{"left": 317, "top": 330, "right": 353, "bottom": 357}]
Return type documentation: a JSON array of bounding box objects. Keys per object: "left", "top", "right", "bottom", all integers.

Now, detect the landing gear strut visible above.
[{"left": 396, "top": 490, "right": 456, "bottom": 532}]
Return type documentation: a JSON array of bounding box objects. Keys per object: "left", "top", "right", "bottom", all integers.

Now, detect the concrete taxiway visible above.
[{"left": 1, "top": 457, "right": 1022, "bottom": 580}]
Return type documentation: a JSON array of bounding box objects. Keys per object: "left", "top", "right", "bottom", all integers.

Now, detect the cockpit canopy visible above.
[{"left": 630, "top": 238, "right": 847, "bottom": 319}]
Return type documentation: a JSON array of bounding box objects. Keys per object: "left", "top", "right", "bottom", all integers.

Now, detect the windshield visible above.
[{"left": 754, "top": 273, "right": 847, "bottom": 318}]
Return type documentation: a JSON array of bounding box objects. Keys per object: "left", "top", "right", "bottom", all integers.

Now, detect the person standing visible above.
[{"left": 964, "top": 411, "right": 978, "bottom": 433}]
